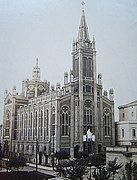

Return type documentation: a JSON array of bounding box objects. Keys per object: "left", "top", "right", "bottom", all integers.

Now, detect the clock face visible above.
[
  {"left": 28, "top": 85, "right": 34, "bottom": 91},
  {"left": 84, "top": 100, "right": 92, "bottom": 108}
]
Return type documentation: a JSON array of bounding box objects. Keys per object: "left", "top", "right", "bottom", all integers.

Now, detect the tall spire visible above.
[
  {"left": 78, "top": 2, "right": 90, "bottom": 42},
  {"left": 32, "top": 58, "right": 40, "bottom": 80}
]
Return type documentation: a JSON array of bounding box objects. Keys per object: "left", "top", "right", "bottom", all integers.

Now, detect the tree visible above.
[
  {"left": 107, "top": 158, "right": 123, "bottom": 180},
  {"left": 89, "top": 153, "right": 107, "bottom": 180},
  {"left": 55, "top": 150, "right": 70, "bottom": 177},
  {"left": 6, "top": 154, "right": 27, "bottom": 171},
  {"left": 17, "top": 154, "right": 27, "bottom": 168},
  {"left": 93, "top": 166, "right": 110, "bottom": 180},
  {"left": 56, "top": 157, "right": 88, "bottom": 180},
  {"left": 122, "top": 160, "right": 137, "bottom": 180},
  {"left": 55, "top": 153, "right": 123, "bottom": 180},
  {"left": 92, "top": 157, "right": 123, "bottom": 180},
  {"left": 55, "top": 150, "right": 70, "bottom": 160},
  {"left": 90, "top": 153, "right": 106, "bottom": 167}
]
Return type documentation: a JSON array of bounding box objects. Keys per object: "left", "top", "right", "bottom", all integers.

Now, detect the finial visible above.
[
  {"left": 93, "top": 35, "right": 95, "bottom": 42},
  {"left": 92, "top": 35, "right": 96, "bottom": 49},
  {"left": 36, "top": 57, "right": 38, "bottom": 67},
  {"left": 81, "top": 1, "right": 85, "bottom": 15},
  {"left": 72, "top": 37, "right": 75, "bottom": 51}
]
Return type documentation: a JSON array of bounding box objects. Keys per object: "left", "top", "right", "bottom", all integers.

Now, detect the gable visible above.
[{"left": 4, "top": 93, "right": 12, "bottom": 105}]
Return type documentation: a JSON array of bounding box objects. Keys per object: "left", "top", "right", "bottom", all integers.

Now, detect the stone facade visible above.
[
  {"left": 2, "top": 10, "right": 115, "bottom": 161},
  {"left": 107, "top": 100, "right": 137, "bottom": 171},
  {"left": 116, "top": 100, "right": 137, "bottom": 146}
]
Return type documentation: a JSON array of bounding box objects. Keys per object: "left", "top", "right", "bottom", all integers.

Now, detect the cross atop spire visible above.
[
  {"left": 81, "top": 1, "right": 85, "bottom": 12},
  {"left": 77, "top": 2, "right": 90, "bottom": 42}
]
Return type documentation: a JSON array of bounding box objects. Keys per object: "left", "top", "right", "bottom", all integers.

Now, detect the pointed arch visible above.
[
  {"left": 61, "top": 106, "right": 70, "bottom": 136},
  {"left": 39, "top": 110, "right": 43, "bottom": 138},
  {"left": 103, "top": 108, "right": 111, "bottom": 136},
  {"left": 83, "top": 100, "right": 94, "bottom": 134}
]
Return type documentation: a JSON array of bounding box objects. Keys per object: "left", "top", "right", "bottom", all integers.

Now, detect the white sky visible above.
[{"left": 0, "top": 0, "right": 137, "bottom": 123}]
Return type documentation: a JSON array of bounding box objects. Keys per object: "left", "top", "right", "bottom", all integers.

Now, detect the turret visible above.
[
  {"left": 4, "top": 89, "right": 8, "bottom": 99},
  {"left": 92, "top": 35, "right": 96, "bottom": 50},
  {"left": 56, "top": 83, "right": 60, "bottom": 90},
  {"left": 56, "top": 83, "right": 61, "bottom": 96},
  {"left": 103, "top": 90, "right": 108, "bottom": 98},
  {"left": 64, "top": 72, "right": 68, "bottom": 85},
  {"left": 12, "top": 86, "right": 16, "bottom": 96},
  {"left": 109, "top": 88, "right": 114, "bottom": 101},
  {"left": 32, "top": 58, "right": 40, "bottom": 80},
  {"left": 23, "top": 79, "right": 29, "bottom": 97},
  {"left": 72, "top": 38, "right": 75, "bottom": 52},
  {"left": 69, "top": 70, "right": 73, "bottom": 82},
  {"left": 98, "top": 73, "right": 102, "bottom": 85},
  {"left": 51, "top": 85, "right": 54, "bottom": 91}
]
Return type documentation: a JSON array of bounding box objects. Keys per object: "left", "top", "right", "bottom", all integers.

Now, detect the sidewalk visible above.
[
  {"left": 27, "top": 163, "right": 54, "bottom": 171},
  {"left": 0, "top": 162, "right": 64, "bottom": 179},
  {"left": 27, "top": 163, "right": 59, "bottom": 178}
]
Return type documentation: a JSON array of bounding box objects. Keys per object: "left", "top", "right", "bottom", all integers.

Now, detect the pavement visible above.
[
  {"left": 0, "top": 163, "right": 90, "bottom": 180},
  {"left": 26, "top": 163, "right": 62, "bottom": 179},
  {"left": 27, "top": 163, "right": 56, "bottom": 174},
  {"left": 26, "top": 163, "right": 90, "bottom": 180},
  {"left": 0, "top": 162, "right": 62, "bottom": 179}
]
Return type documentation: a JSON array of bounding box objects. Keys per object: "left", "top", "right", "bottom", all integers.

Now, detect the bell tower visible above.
[
  {"left": 72, "top": 7, "right": 98, "bottom": 152},
  {"left": 72, "top": 9, "right": 96, "bottom": 81}
]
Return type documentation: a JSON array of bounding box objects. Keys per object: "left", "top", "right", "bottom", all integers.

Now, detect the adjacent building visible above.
[
  {"left": 107, "top": 100, "right": 137, "bottom": 168},
  {"left": 116, "top": 100, "right": 137, "bottom": 146},
  {"left": 2, "top": 10, "right": 115, "bottom": 161}
]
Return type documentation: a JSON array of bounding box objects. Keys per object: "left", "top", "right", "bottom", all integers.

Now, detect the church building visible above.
[{"left": 2, "top": 9, "right": 115, "bottom": 161}]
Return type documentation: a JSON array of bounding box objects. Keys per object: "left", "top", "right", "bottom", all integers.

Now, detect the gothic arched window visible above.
[
  {"left": 52, "top": 107, "right": 55, "bottom": 136},
  {"left": 74, "top": 58, "right": 79, "bottom": 78},
  {"left": 29, "top": 112, "right": 33, "bottom": 137},
  {"left": 17, "top": 115, "right": 19, "bottom": 139},
  {"left": 83, "top": 100, "right": 93, "bottom": 135},
  {"left": 35, "top": 111, "right": 38, "bottom": 137},
  {"left": 6, "top": 111, "right": 10, "bottom": 128},
  {"left": 25, "top": 113, "right": 28, "bottom": 137},
  {"left": 33, "top": 111, "right": 38, "bottom": 138},
  {"left": 39, "top": 110, "right": 43, "bottom": 138},
  {"left": 83, "top": 57, "right": 91, "bottom": 77},
  {"left": 61, "top": 106, "right": 70, "bottom": 136},
  {"left": 44, "top": 109, "right": 49, "bottom": 138},
  {"left": 104, "top": 108, "right": 111, "bottom": 136},
  {"left": 7, "top": 112, "right": 10, "bottom": 120},
  {"left": 21, "top": 114, "right": 24, "bottom": 136}
]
